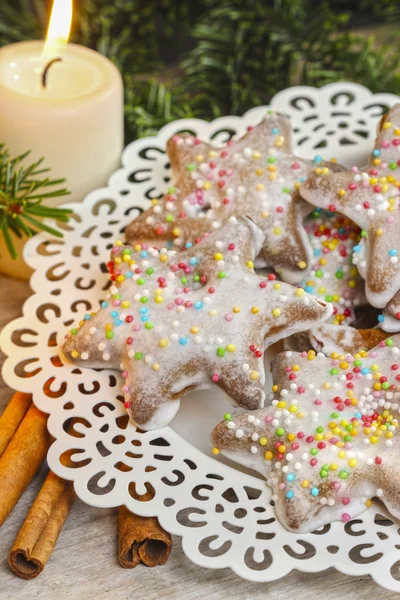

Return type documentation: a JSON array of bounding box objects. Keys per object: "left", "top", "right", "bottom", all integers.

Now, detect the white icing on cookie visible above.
[
  {"left": 212, "top": 335, "right": 400, "bottom": 532},
  {"left": 301, "top": 104, "right": 400, "bottom": 313},
  {"left": 126, "top": 111, "right": 342, "bottom": 284},
  {"left": 63, "top": 218, "right": 332, "bottom": 430}
]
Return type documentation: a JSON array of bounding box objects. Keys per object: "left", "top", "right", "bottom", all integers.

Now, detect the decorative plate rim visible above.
[{"left": 2, "top": 82, "right": 400, "bottom": 591}]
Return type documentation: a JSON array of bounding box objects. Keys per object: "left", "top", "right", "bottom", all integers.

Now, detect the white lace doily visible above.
[{"left": 2, "top": 82, "right": 400, "bottom": 591}]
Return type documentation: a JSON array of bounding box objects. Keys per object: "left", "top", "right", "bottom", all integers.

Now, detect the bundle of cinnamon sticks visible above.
[{"left": 0, "top": 392, "right": 172, "bottom": 579}]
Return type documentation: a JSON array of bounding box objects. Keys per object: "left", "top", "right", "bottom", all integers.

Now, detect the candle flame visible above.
[{"left": 45, "top": 0, "right": 73, "bottom": 51}]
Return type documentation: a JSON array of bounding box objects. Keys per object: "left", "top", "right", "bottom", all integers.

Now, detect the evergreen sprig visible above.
[
  {"left": 123, "top": 0, "right": 400, "bottom": 139},
  {"left": 181, "top": 0, "right": 400, "bottom": 121},
  {"left": 0, "top": 145, "right": 71, "bottom": 259}
]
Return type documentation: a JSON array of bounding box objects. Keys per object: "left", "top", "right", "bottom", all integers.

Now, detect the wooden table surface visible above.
[{"left": 0, "top": 273, "right": 397, "bottom": 600}]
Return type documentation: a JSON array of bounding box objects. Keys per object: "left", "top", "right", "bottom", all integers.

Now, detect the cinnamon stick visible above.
[
  {"left": 9, "top": 471, "right": 75, "bottom": 579},
  {"left": 0, "top": 404, "right": 50, "bottom": 526},
  {"left": 0, "top": 392, "right": 32, "bottom": 457},
  {"left": 118, "top": 505, "right": 172, "bottom": 568}
]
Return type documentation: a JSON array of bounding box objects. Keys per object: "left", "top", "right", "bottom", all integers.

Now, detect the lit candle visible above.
[{"left": 0, "top": 0, "right": 124, "bottom": 206}]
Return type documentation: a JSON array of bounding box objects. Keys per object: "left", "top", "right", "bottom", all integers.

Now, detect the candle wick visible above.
[{"left": 41, "top": 57, "right": 63, "bottom": 89}]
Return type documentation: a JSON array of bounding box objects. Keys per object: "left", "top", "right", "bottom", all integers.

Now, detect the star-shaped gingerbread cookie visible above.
[
  {"left": 285, "top": 208, "right": 366, "bottom": 354},
  {"left": 294, "top": 322, "right": 389, "bottom": 357},
  {"left": 63, "top": 217, "right": 332, "bottom": 430},
  {"left": 126, "top": 111, "right": 341, "bottom": 283},
  {"left": 300, "top": 104, "right": 400, "bottom": 318},
  {"left": 298, "top": 208, "right": 365, "bottom": 326},
  {"left": 211, "top": 335, "right": 400, "bottom": 532},
  {"left": 378, "top": 290, "right": 400, "bottom": 331}
]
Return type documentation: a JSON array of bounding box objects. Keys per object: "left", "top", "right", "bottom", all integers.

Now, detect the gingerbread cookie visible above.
[
  {"left": 126, "top": 111, "right": 342, "bottom": 284},
  {"left": 353, "top": 241, "right": 400, "bottom": 332},
  {"left": 62, "top": 217, "right": 332, "bottom": 430},
  {"left": 284, "top": 208, "right": 365, "bottom": 355},
  {"left": 308, "top": 323, "right": 389, "bottom": 356},
  {"left": 211, "top": 335, "right": 400, "bottom": 532},
  {"left": 380, "top": 290, "right": 400, "bottom": 331},
  {"left": 298, "top": 208, "right": 365, "bottom": 326},
  {"left": 286, "top": 322, "right": 386, "bottom": 356},
  {"left": 300, "top": 104, "right": 400, "bottom": 313}
]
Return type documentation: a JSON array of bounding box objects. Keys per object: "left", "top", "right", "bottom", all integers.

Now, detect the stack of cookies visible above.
[{"left": 63, "top": 105, "right": 400, "bottom": 532}]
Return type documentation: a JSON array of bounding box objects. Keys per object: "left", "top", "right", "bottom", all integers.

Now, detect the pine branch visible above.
[
  {"left": 2, "top": 217, "right": 17, "bottom": 260},
  {"left": 21, "top": 213, "right": 65, "bottom": 238},
  {"left": 0, "top": 144, "right": 71, "bottom": 259},
  {"left": 361, "top": 0, "right": 400, "bottom": 21},
  {"left": 0, "top": 0, "right": 48, "bottom": 46}
]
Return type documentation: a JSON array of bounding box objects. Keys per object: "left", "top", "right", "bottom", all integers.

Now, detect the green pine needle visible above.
[
  {"left": 2, "top": 217, "right": 17, "bottom": 260},
  {"left": 21, "top": 213, "right": 65, "bottom": 238},
  {"left": 0, "top": 144, "right": 71, "bottom": 260}
]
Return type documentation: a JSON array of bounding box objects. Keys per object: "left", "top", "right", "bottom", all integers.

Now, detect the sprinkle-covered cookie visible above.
[
  {"left": 353, "top": 242, "right": 400, "bottom": 332},
  {"left": 63, "top": 217, "right": 332, "bottom": 430},
  {"left": 380, "top": 290, "right": 400, "bottom": 331},
  {"left": 211, "top": 336, "right": 400, "bottom": 532},
  {"left": 285, "top": 208, "right": 365, "bottom": 355},
  {"left": 126, "top": 111, "right": 341, "bottom": 284},
  {"left": 307, "top": 323, "right": 389, "bottom": 356},
  {"left": 299, "top": 208, "right": 365, "bottom": 326},
  {"left": 300, "top": 104, "right": 400, "bottom": 312}
]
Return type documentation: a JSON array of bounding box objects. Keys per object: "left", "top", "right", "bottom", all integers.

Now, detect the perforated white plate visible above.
[{"left": 2, "top": 83, "right": 400, "bottom": 590}]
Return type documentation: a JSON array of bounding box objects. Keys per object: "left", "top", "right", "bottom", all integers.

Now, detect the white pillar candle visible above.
[{"left": 0, "top": 40, "right": 123, "bottom": 205}]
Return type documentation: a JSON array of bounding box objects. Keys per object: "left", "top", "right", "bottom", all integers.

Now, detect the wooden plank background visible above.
[{"left": 0, "top": 273, "right": 398, "bottom": 600}]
